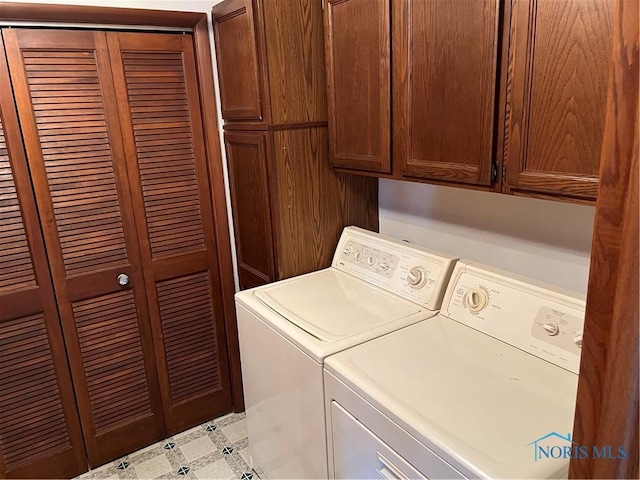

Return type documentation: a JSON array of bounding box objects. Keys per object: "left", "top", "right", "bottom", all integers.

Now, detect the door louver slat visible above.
[
  {"left": 73, "top": 290, "right": 152, "bottom": 434},
  {"left": 21, "top": 51, "right": 128, "bottom": 276},
  {"left": 157, "top": 272, "right": 221, "bottom": 404}
]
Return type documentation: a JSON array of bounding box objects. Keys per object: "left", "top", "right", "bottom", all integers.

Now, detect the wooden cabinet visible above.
[
  {"left": 504, "top": 0, "right": 614, "bottom": 202},
  {"left": 214, "top": 0, "right": 379, "bottom": 291},
  {"left": 213, "top": 0, "right": 327, "bottom": 127},
  {"left": 393, "top": 0, "right": 499, "bottom": 186},
  {"left": 324, "top": 0, "right": 615, "bottom": 204},
  {"left": 324, "top": 0, "right": 391, "bottom": 173},
  {"left": 1, "top": 27, "right": 233, "bottom": 471}
]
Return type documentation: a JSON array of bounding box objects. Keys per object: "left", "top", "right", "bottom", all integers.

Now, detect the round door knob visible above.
[
  {"left": 407, "top": 266, "right": 427, "bottom": 288},
  {"left": 465, "top": 288, "right": 488, "bottom": 313},
  {"left": 543, "top": 322, "right": 560, "bottom": 336},
  {"left": 573, "top": 332, "right": 583, "bottom": 348},
  {"left": 117, "top": 273, "right": 130, "bottom": 286}
]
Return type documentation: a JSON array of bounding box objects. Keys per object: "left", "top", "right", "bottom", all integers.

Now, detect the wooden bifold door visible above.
[{"left": 1, "top": 28, "right": 232, "bottom": 476}]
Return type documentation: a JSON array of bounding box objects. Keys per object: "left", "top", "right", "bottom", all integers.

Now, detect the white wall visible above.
[{"left": 379, "top": 180, "right": 595, "bottom": 294}]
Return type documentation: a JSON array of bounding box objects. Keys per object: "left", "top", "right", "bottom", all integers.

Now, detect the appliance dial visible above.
[
  {"left": 354, "top": 251, "right": 363, "bottom": 262},
  {"left": 465, "top": 288, "right": 488, "bottom": 313},
  {"left": 367, "top": 256, "right": 376, "bottom": 266},
  {"left": 407, "top": 266, "right": 427, "bottom": 288},
  {"left": 343, "top": 246, "right": 352, "bottom": 257},
  {"left": 543, "top": 322, "right": 560, "bottom": 336},
  {"left": 573, "top": 332, "right": 583, "bottom": 348},
  {"left": 379, "top": 262, "right": 389, "bottom": 271}
]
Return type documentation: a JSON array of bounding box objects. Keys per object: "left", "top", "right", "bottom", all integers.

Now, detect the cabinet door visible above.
[
  {"left": 504, "top": 0, "right": 613, "bottom": 201},
  {"left": 324, "top": 0, "right": 391, "bottom": 173},
  {"left": 0, "top": 39, "right": 87, "bottom": 479},
  {"left": 3, "top": 29, "right": 166, "bottom": 467},
  {"left": 224, "top": 132, "right": 276, "bottom": 289},
  {"left": 106, "top": 31, "right": 233, "bottom": 434},
  {"left": 394, "top": 0, "right": 500, "bottom": 185},
  {"left": 213, "top": 0, "right": 266, "bottom": 121}
]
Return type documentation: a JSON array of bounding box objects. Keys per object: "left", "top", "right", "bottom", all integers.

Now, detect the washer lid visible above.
[
  {"left": 325, "top": 315, "right": 579, "bottom": 479},
  {"left": 254, "top": 270, "right": 420, "bottom": 342}
]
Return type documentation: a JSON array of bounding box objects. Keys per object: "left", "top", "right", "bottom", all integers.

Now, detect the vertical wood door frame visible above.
[
  {"left": 0, "top": 2, "right": 244, "bottom": 412},
  {"left": 570, "top": 0, "right": 639, "bottom": 478}
]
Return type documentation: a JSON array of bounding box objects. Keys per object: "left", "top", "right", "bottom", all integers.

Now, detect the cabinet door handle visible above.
[
  {"left": 377, "top": 452, "right": 417, "bottom": 480},
  {"left": 117, "top": 273, "right": 130, "bottom": 286}
]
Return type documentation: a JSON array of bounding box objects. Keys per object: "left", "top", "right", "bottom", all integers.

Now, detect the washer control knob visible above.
[
  {"left": 367, "top": 256, "right": 376, "bottom": 266},
  {"left": 354, "top": 251, "right": 363, "bottom": 262},
  {"left": 407, "top": 266, "right": 427, "bottom": 288},
  {"left": 465, "top": 288, "right": 488, "bottom": 313},
  {"left": 379, "top": 262, "right": 390, "bottom": 271},
  {"left": 343, "top": 246, "right": 352, "bottom": 257},
  {"left": 573, "top": 332, "right": 583, "bottom": 348},
  {"left": 543, "top": 322, "right": 560, "bottom": 336}
]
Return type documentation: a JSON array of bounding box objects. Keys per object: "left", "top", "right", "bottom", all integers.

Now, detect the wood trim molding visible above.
[
  {"left": 193, "top": 16, "right": 245, "bottom": 412},
  {"left": 0, "top": 2, "right": 202, "bottom": 27},
  {"left": 0, "top": 2, "right": 244, "bottom": 413},
  {"left": 569, "top": 0, "right": 639, "bottom": 478}
]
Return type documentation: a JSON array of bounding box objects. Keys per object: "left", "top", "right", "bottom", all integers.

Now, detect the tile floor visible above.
[{"left": 77, "top": 413, "right": 255, "bottom": 480}]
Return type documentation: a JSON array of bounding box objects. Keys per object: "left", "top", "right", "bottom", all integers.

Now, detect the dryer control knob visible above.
[
  {"left": 407, "top": 266, "right": 427, "bottom": 288},
  {"left": 573, "top": 332, "right": 583, "bottom": 348},
  {"left": 543, "top": 322, "right": 560, "bottom": 336},
  {"left": 465, "top": 288, "right": 488, "bottom": 313}
]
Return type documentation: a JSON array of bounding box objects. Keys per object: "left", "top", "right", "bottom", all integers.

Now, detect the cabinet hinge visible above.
[{"left": 491, "top": 163, "right": 498, "bottom": 183}]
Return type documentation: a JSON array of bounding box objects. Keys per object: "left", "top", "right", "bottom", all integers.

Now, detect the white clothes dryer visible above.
[
  {"left": 324, "top": 260, "right": 586, "bottom": 479},
  {"left": 234, "top": 227, "right": 458, "bottom": 479}
]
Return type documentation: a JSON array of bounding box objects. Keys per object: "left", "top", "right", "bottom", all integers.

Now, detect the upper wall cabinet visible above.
[
  {"left": 503, "top": 0, "right": 613, "bottom": 202},
  {"left": 324, "top": 0, "right": 391, "bottom": 173},
  {"left": 213, "top": 0, "right": 327, "bottom": 126},
  {"left": 324, "top": 0, "right": 615, "bottom": 204},
  {"left": 393, "top": 0, "right": 500, "bottom": 186}
]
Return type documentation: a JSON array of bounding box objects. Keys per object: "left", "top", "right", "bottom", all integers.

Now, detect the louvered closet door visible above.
[
  {"left": 0, "top": 38, "right": 87, "bottom": 479},
  {"left": 107, "top": 32, "right": 232, "bottom": 433},
  {"left": 3, "top": 29, "right": 166, "bottom": 467}
]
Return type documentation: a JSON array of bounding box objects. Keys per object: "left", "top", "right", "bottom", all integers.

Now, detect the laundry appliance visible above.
[{"left": 234, "top": 227, "right": 458, "bottom": 478}]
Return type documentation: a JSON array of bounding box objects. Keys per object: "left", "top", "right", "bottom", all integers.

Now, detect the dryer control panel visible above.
[
  {"left": 332, "top": 227, "right": 458, "bottom": 311},
  {"left": 441, "top": 261, "right": 586, "bottom": 374}
]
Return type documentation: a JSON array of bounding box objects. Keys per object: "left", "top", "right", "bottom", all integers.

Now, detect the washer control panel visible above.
[
  {"left": 333, "top": 227, "right": 458, "bottom": 310},
  {"left": 442, "top": 261, "right": 586, "bottom": 374}
]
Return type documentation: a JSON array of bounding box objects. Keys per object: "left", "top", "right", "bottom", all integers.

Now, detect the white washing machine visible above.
[
  {"left": 324, "top": 260, "right": 586, "bottom": 479},
  {"left": 235, "top": 227, "right": 458, "bottom": 479}
]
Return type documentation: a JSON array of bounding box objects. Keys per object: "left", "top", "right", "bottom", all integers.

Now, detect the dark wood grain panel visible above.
[
  {"left": 570, "top": 1, "right": 639, "bottom": 477},
  {"left": 270, "top": 127, "right": 378, "bottom": 279},
  {"left": 0, "top": 314, "right": 70, "bottom": 471},
  {"left": 18, "top": 48, "right": 128, "bottom": 276},
  {"left": 505, "top": 0, "right": 613, "bottom": 201},
  {"left": 157, "top": 272, "right": 222, "bottom": 403},
  {"left": 324, "top": 0, "right": 391, "bottom": 173},
  {"left": 224, "top": 131, "right": 275, "bottom": 289},
  {"left": 262, "top": 0, "right": 327, "bottom": 124},
  {"left": 0, "top": 130, "right": 36, "bottom": 291},
  {"left": 212, "top": 0, "right": 265, "bottom": 121},
  {"left": 394, "top": 0, "right": 499, "bottom": 185},
  {"left": 0, "top": 34, "right": 87, "bottom": 478},
  {"left": 73, "top": 290, "right": 152, "bottom": 433},
  {"left": 121, "top": 50, "right": 205, "bottom": 259},
  {"left": 107, "top": 31, "right": 232, "bottom": 433},
  {"left": 4, "top": 28, "right": 165, "bottom": 467}
]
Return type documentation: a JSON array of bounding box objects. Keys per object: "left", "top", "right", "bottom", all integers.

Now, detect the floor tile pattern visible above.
[{"left": 77, "top": 413, "right": 254, "bottom": 480}]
